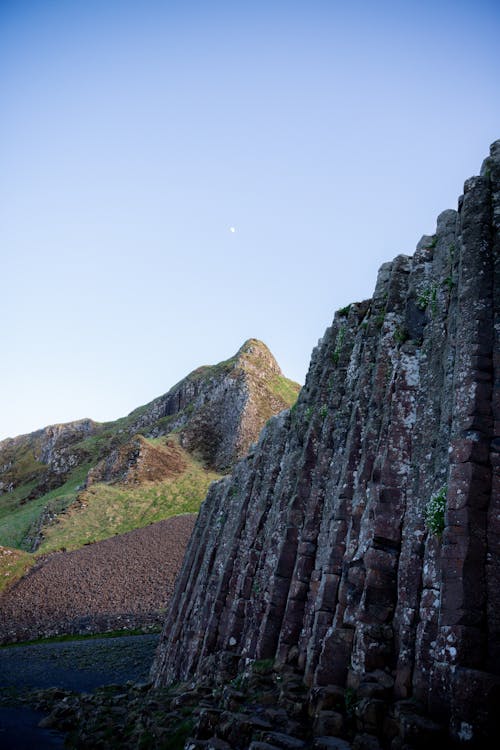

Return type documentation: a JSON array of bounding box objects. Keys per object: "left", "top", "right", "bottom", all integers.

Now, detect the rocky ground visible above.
[
  {"left": 0, "top": 632, "right": 468, "bottom": 749},
  {"left": 0, "top": 514, "right": 195, "bottom": 643},
  {"left": 19, "top": 658, "right": 460, "bottom": 750}
]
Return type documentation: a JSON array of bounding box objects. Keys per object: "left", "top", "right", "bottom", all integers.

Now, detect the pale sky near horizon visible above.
[{"left": 1, "top": 0, "right": 499, "bottom": 440}]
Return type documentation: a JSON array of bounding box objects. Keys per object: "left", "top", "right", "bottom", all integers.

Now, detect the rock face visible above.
[
  {"left": 128, "top": 338, "right": 299, "bottom": 472},
  {"left": 0, "top": 339, "right": 298, "bottom": 501},
  {"left": 86, "top": 435, "right": 188, "bottom": 486},
  {"left": 0, "top": 419, "right": 100, "bottom": 498},
  {"left": 152, "top": 142, "right": 500, "bottom": 745}
]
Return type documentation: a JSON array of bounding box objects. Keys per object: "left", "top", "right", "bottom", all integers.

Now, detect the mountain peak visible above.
[{"left": 234, "top": 338, "right": 283, "bottom": 376}]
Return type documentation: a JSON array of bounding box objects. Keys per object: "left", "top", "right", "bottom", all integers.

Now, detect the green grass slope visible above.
[{"left": 38, "top": 439, "right": 220, "bottom": 554}]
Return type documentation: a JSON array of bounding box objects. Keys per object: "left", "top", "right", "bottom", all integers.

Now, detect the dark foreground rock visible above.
[
  {"left": 151, "top": 140, "right": 500, "bottom": 748},
  {"left": 27, "top": 659, "right": 478, "bottom": 749}
]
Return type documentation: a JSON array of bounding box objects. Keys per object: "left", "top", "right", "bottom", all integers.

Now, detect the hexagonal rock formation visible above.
[{"left": 152, "top": 141, "right": 500, "bottom": 745}]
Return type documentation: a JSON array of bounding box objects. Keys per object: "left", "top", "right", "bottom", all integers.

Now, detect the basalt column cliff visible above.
[{"left": 152, "top": 143, "right": 500, "bottom": 744}]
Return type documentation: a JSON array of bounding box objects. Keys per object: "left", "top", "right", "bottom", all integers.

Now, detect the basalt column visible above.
[{"left": 152, "top": 142, "right": 500, "bottom": 745}]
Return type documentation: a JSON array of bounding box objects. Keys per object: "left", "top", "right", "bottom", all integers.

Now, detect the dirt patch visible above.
[
  {"left": 87, "top": 435, "right": 187, "bottom": 485},
  {"left": 0, "top": 515, "right": 196, "bottom": 643}
]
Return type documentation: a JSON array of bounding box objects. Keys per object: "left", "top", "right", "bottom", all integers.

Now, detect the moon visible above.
[{"left": 229, "top": 226, "right": 236, "bottom": 233}]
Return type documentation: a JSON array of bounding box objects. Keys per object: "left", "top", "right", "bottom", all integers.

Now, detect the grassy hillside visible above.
[
  {"left": 0, "top": 463, "right": 92, "bottom": 550},
  {"left": 38, "top": 439, "right": 220, "bottom": 554}
]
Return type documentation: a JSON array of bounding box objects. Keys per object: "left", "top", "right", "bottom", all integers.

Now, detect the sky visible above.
[{"left": 1, "top": 0, "right": 499, "bottom": 440}]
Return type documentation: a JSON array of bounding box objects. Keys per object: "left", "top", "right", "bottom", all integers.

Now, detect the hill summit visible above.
[{"left": 0, "top": 339, "right": 299, "bottom": 557}]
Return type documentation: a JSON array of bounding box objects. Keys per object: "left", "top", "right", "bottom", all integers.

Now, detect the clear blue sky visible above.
[{"left": 1, "top": 0, "right": 499, "bottom": 440}]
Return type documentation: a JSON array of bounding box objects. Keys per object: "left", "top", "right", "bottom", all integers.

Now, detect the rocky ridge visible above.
[
  {"left": 0, "top": 339, "right": 299, "bottom": 553},
  {"left": 151, "top": 142, "right": 500, "bottom": 747}
]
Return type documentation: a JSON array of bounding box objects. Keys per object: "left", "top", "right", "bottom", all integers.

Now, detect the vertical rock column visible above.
[
  {"left": 428, "top": 144, "right": 499, "bottom": 740},
  {"left": 152, "top": 141, "right": 500, "bottom": 745}
]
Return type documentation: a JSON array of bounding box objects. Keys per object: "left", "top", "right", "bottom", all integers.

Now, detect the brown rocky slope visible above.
[
  {"left": 151, "top": 141, "right": 500, "bottom": 747},
  {"left": 0, "top": 514, "right": 196, "bottom": 643}
]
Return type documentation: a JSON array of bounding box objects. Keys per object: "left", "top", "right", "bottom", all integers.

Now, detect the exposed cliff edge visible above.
[{"left": 152, "top": 142, "right": 500, "bottom": 745}]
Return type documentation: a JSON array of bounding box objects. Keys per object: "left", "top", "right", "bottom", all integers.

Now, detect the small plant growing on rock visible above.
[
  {"left": 230, "top": 674, "right": 244, "bottom": 690},
  {"left": 344, "top": 687, "right": 358, "bottom": 718},
  {"left": 425, "top": 485, "right": 447, "bottom": 536},
  {"left": 394, "top": 326, "right": 409, "bottom": 345},
  {"left": 443, "top": 276, "right": 454, "bottom": 291},
  {"left": 252, "top": 658, "right": 274, "bottom": 674},
  {"left": 319, "top": 404, "right": 328, "bottom": 419},
  {"left": 417, "top": 284, "right": 438, "bottom": 314},
  {"left": 337, "top": 304, "right": 351, "bottom": 317}
]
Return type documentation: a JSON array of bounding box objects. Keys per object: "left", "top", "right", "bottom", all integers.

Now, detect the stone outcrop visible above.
[
  {"left": 152, "top": 142, "right": 500, "bottom": 746},
  {"left": 0, "top": 339, "right": 298, "bottom": 559},
  {"left": 0, "top": 339, "right": 299, "bottom": 505},
  {"left": 128, "top": 338, "right": 299, "bottom": 472},
  {"left": 0, "top": 419, "right": 100, "bottom": 498},
  {"left": 86, "top": 435, "right": 187, "bottom": 486}
]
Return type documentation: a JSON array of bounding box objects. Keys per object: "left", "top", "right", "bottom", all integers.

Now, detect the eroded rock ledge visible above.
[{"left": 151, "top": 142, "right": 500, "bottom": 747}]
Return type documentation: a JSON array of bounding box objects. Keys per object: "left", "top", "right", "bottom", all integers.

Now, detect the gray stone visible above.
[
  {"left": 313, "top": 738, "right": 352, "bottom": 750},
  {"left": 313, "top": 709, "right": 344, "bottom": 735},
  {"left": 352, "top": 734, "right": 381, "bottom": 750},
  {"left": 261, "top": 732, "right": 307, "bottom": 749}
]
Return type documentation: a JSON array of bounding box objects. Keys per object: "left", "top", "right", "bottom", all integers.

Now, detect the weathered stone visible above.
[
  {"left": 352, "top": 735, "right": 381, "bottom": 750},
  {"left": 397, "top": 711, "right": 445, "bottom": 745},
  {"left": 310, "top": 685, "right": 346, "bottom": 713},
  {"left": 313, "top": 738, "right": 352, "bottom": 750},
  {"left": 313, "top": 709, "right": 344, "bottom": 735},
  {"left": 261, "top": 733, "right": 307, "bottom": 749},
  {"left": 354, "top": 698, "right": 386, "bottom": 733},
  {"left": 202, "top": 740, "right": 234, "bottom": 750},
  {"left": 247, "top": 715, "right": 274, "bottom": 731},
  {"left": 152, "top": 141, "right": 500, "bottom": 746},
  {"left": 196, "top": 708, "right": 226, "bottom": 739}
]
